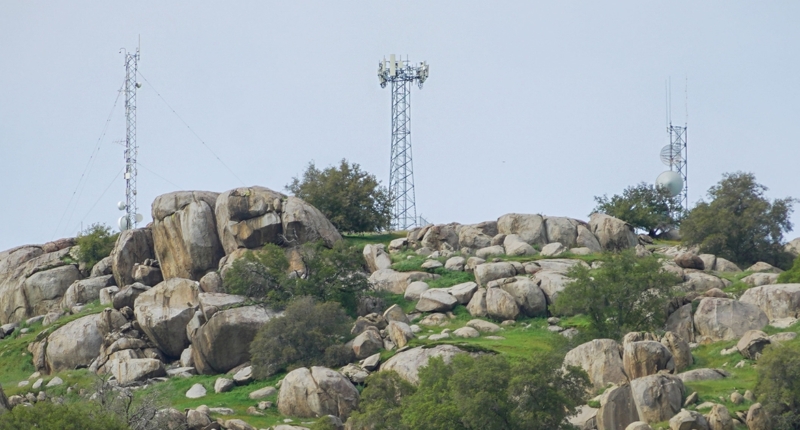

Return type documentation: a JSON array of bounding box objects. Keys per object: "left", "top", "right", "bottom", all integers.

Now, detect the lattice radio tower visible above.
[
  {"left": 657, "top": 79, "right": 689, "bottom": 215},
  {"left": 378, "top": 55, "right": 430, "bottom": 230},
  {"left": 118, "top": 44, "right": 142, "bottom": 230}
]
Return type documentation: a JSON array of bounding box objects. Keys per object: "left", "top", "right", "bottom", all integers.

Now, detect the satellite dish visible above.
[
  {"left": 135, "top": 213, "right": 144, "bottom": 223},
  {"left": 118, "top": 216, "right": 130, "bottom": 231},
  {"left": 660, "top": 144, "right": 683, "bottom": 166},
  {"left": 656, "top": 171, "right": 684, "bottom": 197},
  {"left": 117, "top": 201, "right": 127, "bottom": 211}
]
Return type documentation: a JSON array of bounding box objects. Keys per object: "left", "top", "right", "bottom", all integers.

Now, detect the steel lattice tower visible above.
[
  {"left": 378, "top": 55, "right": 429, "bottom": 230},
  {"left": 668, "top": 123, "right": 688, "bottom": 211},
  {"left": 123, "top": 47, "right": 140, "bottom": 229}
]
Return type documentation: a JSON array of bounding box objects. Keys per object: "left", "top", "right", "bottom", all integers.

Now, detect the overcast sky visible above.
[{"left": 1, "top": 1, "right": 798, "bottom": 251}]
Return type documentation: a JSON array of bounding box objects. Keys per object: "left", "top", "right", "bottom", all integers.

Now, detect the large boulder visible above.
[
  {"left": 498, "top": 277, "right": 547, "bottom": 317},
  {"left": 111, "top": 358, "right": 167, "bottom": 384},
  {"left": 474, "top": 262, "right": 516, "bottom": 287},
  {"left": 623, "top": 341, "right": 675, "bottom": 380},
  {"left": 191, "top": 305, "right": 278, "bottom": 374},
  {"left": 277, "top": 367, "right": 359, "bottom": 420},
  {"left": 503, "top": 234, "right": 537, "bottom": 256},
  {"left": 215, "top": 186, "right": 286, "bottom": 254},
  {"left": 380, "top": 345, "right": 466, "bottom": 384},
  {"left": 589, "top": 213, "right": 637, "bottom": 251},
  {"left": 419, "top": 223, "right": 460, "bottom": 252},
  {"left": 736, "top": 330, "right": 770, "bottom": 360},
  {"left": 497, "top": 213, "right": 547, "bottom": 246},
  {"left": 564, "top": 339, "right": 628, "bottom": 391},
  {"left": 363, "top": 244, "right": 392, "bottom": 273},
  {"left": 669, "top": 409, "right": 709, "bottom": 430},
  {"left": 630, "top": 373, "right": 684, "bottom": 424},
  {"left": 485, "top": 287, "right": 519, "bottom": 321},
  {"left": 677, "top": 368, "right": 729, "bottom": 383},
  {"left": 39, "top": 313, "right": 119, "bottom": 373},
  {"left": 746, "top": 403, "right": 772, "bottom": 430},
  {"left": 23, "top": 264, "right": 83, "bottom": 316},
  {"left": 151, "top": 191, "right": 224, "bottom": 281},
  {"left": 134, "top": 278, "right": 200, "bottom": 358},
  {"left": 113, "top": 282, "right": 150, "bottom": 310},
  {"left": 415, "top": 289, "right": 458, "bottom": 313},
  {"left": 739, "top": 284, "right": 800, "bottom": 320},
  {"left": 458, "top": 222, "right": 497, "bottom": 250},
  {"left": 351, "top": 329, "right": 383, "bottom": 359},
  {"left": 62, "top": 275, "right": 115, "bottom": 309},
  {"left": 661, "top": 332, "right": 693, "bottom": 372},
  {"left": 532, "top": 270, "right": 571, "bottom": 304},
  {"left": 682, "top": 272, "right": 726, "bottom": 293},
  {"left": 0, "top": 245, "right": 58, "bottom": 323},
  {"left": 597, "top": 384, "right": 639, "bottom": 430},
  {"left": 693, "top": 298, "right": 768, "bottom": 341},
  {"left": 665, "top": 304, "right": 695, "bottom": 343},
  {"left": 368, "top": 269, "right": 436, "bottom": 294},
  {"left": 577, "top": 224, "right": 603, "bottom": 253},
  {"left": 742, "top": 273, "right": 780, "bottom": 287},
  {"left": 786, "top": 237, "right": 800, "bottom": 256},
  {"left": 544, "top": 216, "right": 581, "bottom": 248},
  {"left": 111, "top": 227, "right": 155, "bottom": 287},
  {"left": 281, "top": 196, "right": 342, "bottom": 248},
  {"left": 706, "top": 404, "right": 734, "bottom": 430}
]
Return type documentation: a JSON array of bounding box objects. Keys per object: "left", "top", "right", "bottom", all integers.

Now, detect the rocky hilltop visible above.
[{"left": 0, "top": 185, "right": 798, "bottom": 430}]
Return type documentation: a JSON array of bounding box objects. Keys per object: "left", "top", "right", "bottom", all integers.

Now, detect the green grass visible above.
[{"left": 343, "top": 232, "right": 406, "bottom": 248}]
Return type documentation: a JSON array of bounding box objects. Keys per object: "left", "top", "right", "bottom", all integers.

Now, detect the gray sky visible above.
[{"left": 1, "top": 1, "right": 798, "bottom": 251}]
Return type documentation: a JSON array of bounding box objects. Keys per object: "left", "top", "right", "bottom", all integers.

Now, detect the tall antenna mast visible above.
[
  {"left": 658, "top": 78, "right": 688, "bottom": 216},
  {"left": 119, "top": 44, "right": 142, "bottom": 231},
  {"left": 378, "top": 55, "right": 430, "bottom": 230}
]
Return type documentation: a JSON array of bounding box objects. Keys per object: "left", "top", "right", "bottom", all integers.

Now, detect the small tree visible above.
[
  {"left": 0, "top": 401, "right": 128, "bottom": 430},
  {"left": 681, "top": 172, "right": 796, "bottom": 268},
  {"left": 778, "top": 254, "right": 800, "bottom": 284},
  {"left": 287, "top": 159, "right": 392, "bottom": 233},
  {"left": 755, "top": 342, "right": 800, "bottom": 429},
  {"left": 249, "top": 297, "right": 353, "bottom": 378},
  {"left": 76, "top": 223, "right": 119, "bottom": 270},
  {"left": 593, "top": 182, "right": 683, "bottom": 237},
  {"left": 348, "top": 371, "right": 416, "bottom": 430},
  {"left": 551, "top": 251, "right": 681, "bottom": 340}
]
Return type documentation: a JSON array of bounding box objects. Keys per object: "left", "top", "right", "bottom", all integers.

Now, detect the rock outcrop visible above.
[
  {"left": 380, "top": 345, "right": 467, "bottom": 384},
  {"left": 564, "top": 339, "right": 628, "bottom": 390},
  {"left": 277, "top": 367, "right": 359, "bottom": 420},
  {"left": 111, "top": 228, "right": 155, "bottom": 288},
  {"left": 134, "top": 278, "right": 200, "bottom": 358},
  {"left": 693, "top": 298, "right": 768, "bottom": 341},
  {"left": 739, "top": 284, "right": 800, "bottom": 320}
]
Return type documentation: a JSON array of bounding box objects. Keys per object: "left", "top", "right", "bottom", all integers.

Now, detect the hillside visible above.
[{"left": 0, "top": 186, "right": 798, "bottom": 430}]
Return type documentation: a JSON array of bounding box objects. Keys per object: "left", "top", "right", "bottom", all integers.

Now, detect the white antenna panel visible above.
[{"left": 390, "top": 54, "right": 396, "bottom": 77}]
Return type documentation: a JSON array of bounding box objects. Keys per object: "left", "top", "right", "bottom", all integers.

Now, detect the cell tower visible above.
[
  {"left": 378, "top": 55, "right": 430, "bottom": 231},
  {"left": 118, "top": 45, "right": 142, "bottom": 231},
  {"left": 656, "top": 81, "right": 689, "bottom": 215}
]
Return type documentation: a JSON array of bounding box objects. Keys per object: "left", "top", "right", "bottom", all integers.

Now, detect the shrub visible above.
[
  {"left": 287, "top": 159, "right": 392, "bottom": 233},
  {"left": 348, "top": 371, "right": 416, "bottom": 430},
  {"left": 222, "top": 241, "right": 369, "bottom": 315},
  {"left": 551, "top": 250, "right": 681, "bottom": 340},
  {"left": 681, "top": 171, "right": 796, "bottom": 268},
  {"left": 76, "top": 223, "right": 118, "bottom": 270},
  {"left": 593, "top": 182, "right": 683, "bottom": 237},
  {"left": 0, "top": 401, "right": 128, "bottom": 430},
  {"left": 777, "top": 255, "right": 800, "bottom": 284},
  {"left": 755, "top": 342, "right": 800, "bottom": 429},
  {"left": 249, "top": 297, "right": 353, "bottom": 378}
]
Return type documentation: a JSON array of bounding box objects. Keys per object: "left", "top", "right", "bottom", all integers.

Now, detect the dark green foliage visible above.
[
  {"left": 249, "top": 297, "right": 353, "bottom": 378},
  {"left": 309, "top": 417, "right": 340, "bottom": 430},
  {"left": 348, "top": 371, "right": 416, "bottom": 430},
  {"left": 681, "top": 172, "right": 796, "bottom": 268},
  {"left": 287, "top": 159, "right": 392, "bottom": 233},
  {"left": 593, "top": 182, "right": 683, "bottom": 236},
  {"left": 222, "top": 241, "right": 369, "bottom": 314},
  {"left": 352, "top": 353, "right": 589, "bottom": 430},
  {"left": 0, "top": 401, "right": 128, "bottom": 430},
  {"left": 777, "top": 255, "right": 800, "bottom": 284},
  {"left": 551, "top": 250, "right": 681, "bottom": 340},
  {"left": 755, "top": 342, "right": 800, "bottom": 429},
  {"left": 76, "top": 223, "right": 119, "bottom": 270}
]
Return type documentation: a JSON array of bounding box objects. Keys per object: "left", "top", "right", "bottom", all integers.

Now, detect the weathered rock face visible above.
[
  {"left": 497, "top": 213, "right": 547, "bottom": 246},
  {"left": 113, "top": 282, "right": 150, "bottom": 310},
  {"left": 736, "top": 330, "right": 771, "bottom": 360},
  {"left": 281, "top": 196, "right": 342, "bottom": 248},
  {"left": 277, "top": 367, "right": 359, "bottom": 420},
  {"left": 742, "top": 272, "right": 780, "bottom": 287},
  {"left": 474, "top": 262, "right": 516, "bottom": 287},
  {"left": 499, "top": 277, "right": 547, "bottom": 317},
  {"left": 669, "top": 409, "right": 709, "bottom": 430},
  {"left": 39, "top": 313, "right": 113, "bottom": 373},
  {"left": 2, "top": 245, "right": 74, "bottom": 324},
  {"left": 380, "top": 345, "right": 466, "bottom": 384},
  {"left": 564, "top": 339, "right": 628, "bottom": 390},
  {"left": 545, "top": 217, "right": 580, "bottom": 248},
  {"left": 676, "top": 368, "right": 729, "bottom": 383},
  {"left": 62, "top": 275, "right": 115, "bottom": 309},
  {"left": 134, "top": 278, "right": 200, "bottom": 358},
  {"left": 786, "top": 237, "right": 800, "bottom": 256},
  {"left": 485, "top": 286, "right": 519, "bottom": 321},
  {"left": 351, "top": 329, "right": 383, "bottom": 359},
  {"left": 577, "top": 224, "right": 603, "bottom": 253},
  {"left": 24, "top": 264, "right": 83, "bottom": 316},
  {"left": 111, "top": 228, "right": 155, "bottom": 288},
  {"left": 215, "top": 186, "right": 286, "bottom": 254},
  {"left": 415, "top": 289, "right": 457, "bottom": 313},
  {"left": 151, "top": 191, "right": 224, "bottom": 281},
  {"left": 420, "top": 223, "right": 461, "bottom": 252},
  {"left": 532, "top": 270, "right": 571, "bottom": 304},
  {"left": 661, "top": 332, "right": 693, "bottom": 372},
  {"left": 746, "top": 403, "right": 772, "bottom": 430},
  {"left": 458, "top": 222, "right": 496, "bottom": 250},
  {"left": 674, "top": 253, "right": 705, "bottom": 270},
  {"left": 466, "top": 288, "right": 487, "bottom": 317},
  {"left": 622, "top": 341, "right": 675, "bottom": 380},
  {"left": 191, "top": 305, "right": 278, "bottom": 374},
  {"left": 682, "top": 272, "right": 726, "bottom": 293},
  {"left": 589, "top": 213, "right": 637, "bottom": 251},
  {"left": 363, "top": 244, "right": 392, "bottom": 273},
  {"left": 693, "top": 298, "right": 768, "bottom": 341},
  {"left": 597, "top": 384, "right": 638, "bottom": 430},
  {"left": 706, "top": 404, "right": 734, "bottom": 430},
  {"left": 503, "top": 234, "right": 537, "bottom": 256},
  {"left": 112, "top": 358, "right": 167, "bottom": 384},
  {"left": 665, "top": 304, "right": 695, "bottom": 344},
  {"left": 629, "top": 373, "right": 684, "bottom": 424},
  {"left": 368, "top": 269, "right": 436, "bottom": 294},
  {"left": 739, "top": 284, "right": 800, "bottom": 320}
]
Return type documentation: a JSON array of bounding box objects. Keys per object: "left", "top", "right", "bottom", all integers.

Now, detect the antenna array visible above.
[
  {"left": 378, "top": 55, "right": 430, "bottom": 231},
  {"left": 119, "top": 46, "right": 142, "bottom": 230}
]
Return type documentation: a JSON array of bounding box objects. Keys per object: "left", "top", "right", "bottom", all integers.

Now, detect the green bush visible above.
[
  {"left": 76, "top": 223, "right": 119, "bottom": 270},
  {"left": 287, "top": 159, "right": 392, "bottom": 233},
  {"left": 593, "top": 182, "right": 683, "bottom": 237},
  {"left": 249, "top": 297, "right": 353, "bottom": 379},
  {"left": 0, "top": 401, "right": 128, "bottom": 430},
  {"left": 777, "top": 255, "right": 800, "bottom": 283},
  {"left": 681, "top": 172, "right": 796, "bottom": 268},
  {"left": 551, "top": 250, "right": 681, "bottom": 340},
  {"left": 222, "top": 241, "right": 369, "bottom": 314},
  {"left": 755, "top": 342, "right": 800, "bottom": 429},
  {"left": 350, "top": 353, "right": 589, "bottom": 430}
]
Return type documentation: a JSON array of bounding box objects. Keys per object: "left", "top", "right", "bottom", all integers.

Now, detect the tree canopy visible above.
[
  {"left": 551, "top": 250, "right": 681, "bottom": 340},
  {"left": 755, "top": 342, "right": 800, "bottom": 429},
  {"left": 287, "top": 159, "right": 392, "bottom": 233},
  {"left": 680, "top": 172, "right": 796, "bottom": 268},
  {"left": 592, "top": 182, "right": 683, "bottom": 237}
]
